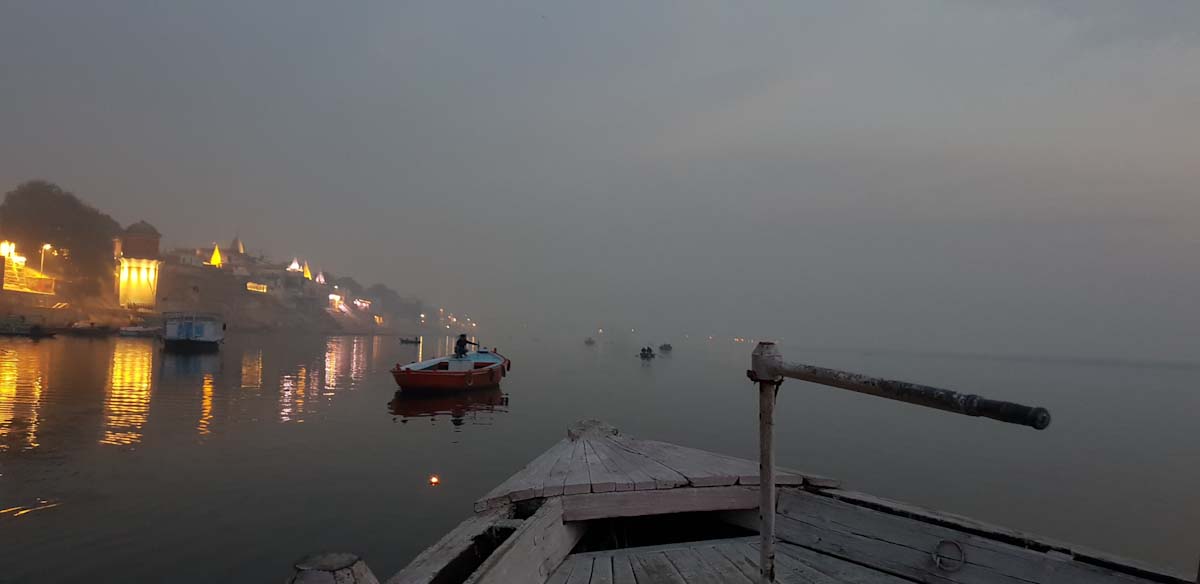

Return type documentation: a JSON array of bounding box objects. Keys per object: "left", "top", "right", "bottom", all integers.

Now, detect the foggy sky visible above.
[{"left": 2, "top": 1, "right": 1197, "bottom": 360}]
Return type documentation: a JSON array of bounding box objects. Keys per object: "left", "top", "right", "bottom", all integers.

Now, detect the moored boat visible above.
[
  {"left": 658, "top": 342, "right": 673, "bottom": 352},
  {"left": 60, "top": 321, "right": 117, "bottom": 337},
  {"left": 0, "top": 316, "right": 55, "bottom": 339},
  {"left": 399, "top": 336, "right": 421, "bottom": 345},
  {"left": 391, "top": 348, "right": 510, "bottom": 392},
  {"left": 162, "top": 311, "right": 224, "bottom": 351},
  {"left": 584, "top": 337, "right": 596, "bottom": 346}
]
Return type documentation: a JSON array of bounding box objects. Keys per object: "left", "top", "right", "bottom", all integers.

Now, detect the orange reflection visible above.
[
  {"left": 197, "top": 373, "right": 213, "bottom": 436},
  {"left": 102, "top": 339, "right": 154, "bottom": 446},
  {"left": 240, "top": 349, "right": 263, "bottom": 390},
  {"left": 0, "top": 343, "right": 48, "bottom": 452}
]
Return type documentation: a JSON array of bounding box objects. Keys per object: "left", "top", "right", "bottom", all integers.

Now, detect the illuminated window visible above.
[{"left": 246, "top": 282, "right": 268, "bottom": 293}]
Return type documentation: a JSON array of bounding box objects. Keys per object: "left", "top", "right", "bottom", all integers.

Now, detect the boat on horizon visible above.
[
  {"left": 399, "top": 336, "right": 421, "bottom": 345},
  {"left": 584, "top": 337, "right": 596, "bottom": 346},
  {"left": 658, "top": 342, "right": 673, "bottom": 352},
  {"left": 391, "top": 348, "right": 510, "bottom": 393}
]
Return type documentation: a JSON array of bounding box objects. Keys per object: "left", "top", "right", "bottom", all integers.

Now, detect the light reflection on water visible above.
[
  {"left": 2, "top": 333, "right": 1196, "bottom": 583},
  {"left": 102, "top": 339, "right": 154, "bottom": 446},
  {"left": 0, "top": 333, "right": 491, "bottom": 453},
  {"left": 0, "top": 340, "right": 47, "bottom": 452}
]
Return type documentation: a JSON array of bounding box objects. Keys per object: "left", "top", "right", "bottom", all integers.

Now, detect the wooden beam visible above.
[
  {"left": 466, "top": 498, "right": 586, "bottom": 584},
  {"left": 386, "top": 507, "right": 509, "bottom": 584},
  {"left": 562, "top": 486, "right": 760, "bottom": 522}
]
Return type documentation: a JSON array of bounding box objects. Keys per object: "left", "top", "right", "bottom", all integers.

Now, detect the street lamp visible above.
[{"left": 40, "top": 244, "right": 51, "bottom": 272}]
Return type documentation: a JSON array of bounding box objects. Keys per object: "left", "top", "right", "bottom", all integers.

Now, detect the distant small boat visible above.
[
  {"left": 584, "top": 337, "right": 596, "bottom": 346},
  {"left": 119, "top": 325, "right": 161, "bottom": 338},
  {"left": 163, "top": 312, "right": 224, "bottom": 351},
  {"left": 658, "top": 343, "right": 673, "bottom": 352},
  {"left": 399, "top": 336, "right": 421, "bottom": 345},
  {"left": 638, "top": 347, "right": 656, "bottom": 360},
  {"left": 391, "top": 349, "right": 510, "bottom": 392}
]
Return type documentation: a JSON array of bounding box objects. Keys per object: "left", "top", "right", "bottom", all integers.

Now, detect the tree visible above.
[{"left": 0, "top": 180, "right": 121, "bottom": 295}]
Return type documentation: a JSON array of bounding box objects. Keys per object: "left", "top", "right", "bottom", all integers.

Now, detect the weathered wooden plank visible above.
[
  {"left": 474, "top": 438, "right": 573, "bottom": 510},
  {"left": 386, "top": 507, "right": 508, "bottom": 584},
  {"left": 712, "top": 543, "right": 763, "bottom": 583},
  {"left": 583, "top": 440, "right": 634, "bottom": 493},
  {"left": 610, "top": 436, "right": 809, "bottom": 488},
  {"left": 612, "top": 555, "right": 637, "bottom": 584},
  {"left": 562, "top": 486, "right": 759, "bottom": 522},
  {"left": 563, "top": 440, "right": 594, "bottom": 495},
  {"left": 466, "top": 498, "right": 587, "bottom": 584},
  {"left": 565, "top": 556, "right": 594, "bottom": 584},
  {"left": 763, "top": 545, "right": 852, "bottom": 584},
  {"left": 545, "top": 556, "right": 579, "bottom": 584},
  {"left": 662, "top": 547, "right": 728, "bottom": 584},
  {"left": 631, "top": 552, "right": 688, "bottom": 584},
  {"left": 609, "top": 436, "right": 744, "bottom": 487},
  {"left": 590, "top": 435, "right": 667, "bottom": 490},
  {"left": 774, "top": 489, "right": 1161, "bottom": 584},
  {"left": 544, "top": 439, "right": 584, "bottom": 498},
  {"left": 824, "top": 489, "right": 1185, "bottom": 581},
  {"left": 692, "top": 545, "right": 754, "bottom": 584},
  {"left": 590, "top": 555, "right": 613, "bottom": 584},
  {"left": 773, "top": 542, "right": 909, "bottom": 584},
  {"left": 595, "top": 436, "right": 691, "bottom": 491}
]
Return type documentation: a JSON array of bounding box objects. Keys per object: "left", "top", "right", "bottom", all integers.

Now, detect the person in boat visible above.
[{"left": 454, "top": 334, "right": 478, "bottom": 358}]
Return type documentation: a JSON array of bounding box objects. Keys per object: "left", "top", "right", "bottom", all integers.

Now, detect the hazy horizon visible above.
[{"left": 3, "top": 1, "right": 1197, "bottom": 360}]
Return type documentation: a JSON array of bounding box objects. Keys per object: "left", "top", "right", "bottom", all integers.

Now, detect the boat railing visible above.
[{"left": 748, "top": 341, "right": 1052, "bottom": 584}]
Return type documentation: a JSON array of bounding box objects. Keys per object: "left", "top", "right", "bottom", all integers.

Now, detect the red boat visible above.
[{"left": 390, "top": 348, "right": 511, "bottom": 392}]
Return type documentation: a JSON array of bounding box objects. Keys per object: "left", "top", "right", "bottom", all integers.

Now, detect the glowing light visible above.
[
  {"left": 328, "top": 293, "right": 344, "bottom": 310},
  {"left": 445, "top": 325, "right": 451, "bottom": 329},
  {"left": 374, "top": 315, "right": 384, "bottom": 325},
  {"left": 208, "top": 244, "right": 223, "bottom": 268},
  {"left": 353, "top": 298, "right": 371, "bottom": 310},
  {"left": 315, "top": 272, "right": 326, "bottom": 284},
  {"left": 246, "top": 282, "right": 268, "bottom": 293},
  {"left": 598, "top": 328, "right": 604, "bottom": 334},
  {"left": 287, "top": 258, "right": 302, "bottom": 272},
  {"left": 41, "top": 243, "right": 51, "bottom": 251},
  {"left": 419, "top": 313, "right": 426, "bottom": 319},
  {"left": 117, "top": 257, "right": 162, "bottom": 307},
  {"left": 302, "top": 261, "right": 313, "bottom": 280},
  {"left": 429, "top": 475, "right": 440, "bottom": 486}
]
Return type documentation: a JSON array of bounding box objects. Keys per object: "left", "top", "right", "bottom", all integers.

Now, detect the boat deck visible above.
[
  {"left": 371, "top": 422, "right": 1189, "bottom": 584},
  {"left": 474, "top": 421, "right": 836, "bottom": 513},
  {"left": 551, "top": 537, "right": 906, "bottom": 584}
]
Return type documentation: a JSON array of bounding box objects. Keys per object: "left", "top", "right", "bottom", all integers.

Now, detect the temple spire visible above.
[{"left": 209, "top": 244, "right": 223, "bottom": 268}]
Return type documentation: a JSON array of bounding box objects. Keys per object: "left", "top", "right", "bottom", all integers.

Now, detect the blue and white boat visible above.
[{"left": 162, "top": 312, "right": 225, "bottom": 351}]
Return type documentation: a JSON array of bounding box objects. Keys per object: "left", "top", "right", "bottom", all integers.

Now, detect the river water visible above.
[{"left": 1, "top": 333, "right": 1196, "bottom": 582}]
